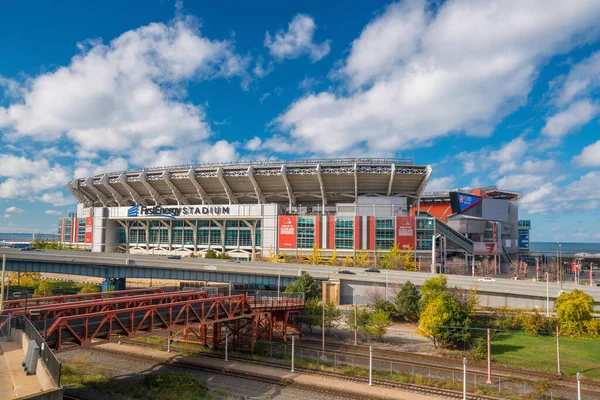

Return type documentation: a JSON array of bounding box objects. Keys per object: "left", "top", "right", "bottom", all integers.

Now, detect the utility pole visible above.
[
  {"left": 556, "top": 325, "right": 563, "bottom": 376},
  {"left": 0, "top": 254, "right": 6, "bottom": 313},
  {"left": 486, "top": 328, "right": 492, "bottom": 384},
  {"left": 354, "top": 302, "right": 358, "bottom": 346}
]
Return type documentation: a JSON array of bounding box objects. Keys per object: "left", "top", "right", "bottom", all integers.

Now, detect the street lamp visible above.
[
  {"left": 385, "top": 270, "right": 388, "bottom": 302},
  {"left": 432, "top": 233, "right": 441, "bottom": 274},
  {"left": 545, "top": 272, "right": 550, "bottom": 317}
]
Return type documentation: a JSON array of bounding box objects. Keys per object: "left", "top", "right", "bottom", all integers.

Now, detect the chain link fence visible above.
[{"left": 249, "top": 340, "right": 586, "bottom": 400}]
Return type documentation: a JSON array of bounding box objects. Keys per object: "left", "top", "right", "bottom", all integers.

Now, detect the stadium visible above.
[{"left": 57, "top": 158, "right": 525, "bottom": 273}]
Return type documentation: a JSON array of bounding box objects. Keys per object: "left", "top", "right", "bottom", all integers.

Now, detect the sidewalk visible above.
[
  {"left": 98, "top": 343, "right": 434, "bottom": 400},
  {"left": 0, "top": 341, "right": 43, "bottom": 400}
]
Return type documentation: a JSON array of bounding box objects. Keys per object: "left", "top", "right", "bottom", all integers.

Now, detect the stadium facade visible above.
[{"left": 57, "top": 158, "right": 523, "bottom": 272}]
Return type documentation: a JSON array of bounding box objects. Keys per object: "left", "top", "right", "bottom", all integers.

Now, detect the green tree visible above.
[
  {"left": 79, "top": 283, "right": 101, "bottom": 294},
  {"left": 299, "top": 298, "right": 322, "bottom": 334},
  {"left": 419, "top": 275, "right": 448, "bottom": 311},
  {"left": 284, "top": 273, "right": 320, "bottom": 300},
  {"left": 345, "top": 306, "right": 372, "bottom": 341},
  {"left": 417, "top": 292, "right": 471, "bottom": 349},
  {"left": 324, "top": 301, "right": 342, "bottom": 332},
  {"left": 33, "top": 280, "right": 54, "bottom": 298},
  {"left": 365, "top": 310, "right": 393, "bottom": 340},
  {"left": 555, "top": 289, "right": 594, "bottom": 337},
  {"left": 395, "top": 281, "right": 421, "bottom": 323}
]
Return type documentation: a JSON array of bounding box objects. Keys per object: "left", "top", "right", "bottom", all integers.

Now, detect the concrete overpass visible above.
[{"left": 2, "top": 249, "right": 599, "bottom": 309}]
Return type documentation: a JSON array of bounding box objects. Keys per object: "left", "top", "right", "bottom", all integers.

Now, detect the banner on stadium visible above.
[
  {"left": 395, "top": 216, "right": 415, "bottom": 250},
  {"left": 278, "top": 216, "right": 297, "bottom": 249},
  {"left": 449, "top": 192, "right": 482, "bottom": 214},
  {"left": 473, "top": 242, "right": 502, "bottom": 255},
  {"left": 84, "top": 217, "right": 93, "bottom": 244}
]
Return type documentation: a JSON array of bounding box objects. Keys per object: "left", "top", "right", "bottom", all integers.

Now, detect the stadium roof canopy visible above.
[
  {"left": 67, "top": 158, "right": 431, "bottom": 208},
  {"left": 421, "top": 185, "right": 522, "bottom": 202}
]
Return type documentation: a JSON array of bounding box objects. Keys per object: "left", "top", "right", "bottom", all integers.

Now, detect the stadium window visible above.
[
  {"left": 375, "top": 218, "right": 394, "bottom": 250},
  {"left": 297, "top": 216, "right": 315, "bottom": 248},
  {"left": 159, "top": 229, "right": 169, "bottom": 244},
  {"left": 172, "top": 229, "right": 183, "bottom": 245},
  {"left": 197, "top": 230, "right": 209, "bottom": 246},
  {"left": 225, "top": 229, "right": 238, "bottom": 247},
  {"left": 118, "top": 228, "right": 126, "bottom": 244},
  {"left": 183, "top": 228, "right": 194, "bottom": 245},
  {"left": 239, "top": 229, "right": 252, "bottom": 247},
  {"left": 209, "top": 229, "right": 222, "bottom": 246},
  {"left": 335, "top": 217, "right": 354, "bottom": 249}
]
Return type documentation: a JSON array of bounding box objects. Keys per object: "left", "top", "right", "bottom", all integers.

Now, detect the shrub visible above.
[
  {"left": 79, "top": 283, "right": 101, "bottom": 294},
  {"left": 204, "top": 248, "right": 218, "bottom": 259},
  {"left": 33, "top": 280, "right": 54, "bottom": 297},
  {"left": 555, "top": 289, "right": 595, "bottom": 338}
]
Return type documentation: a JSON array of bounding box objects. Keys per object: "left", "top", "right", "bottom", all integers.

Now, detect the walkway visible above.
[{"left": 0, "top": 341, "right": 43, "bottom": 400}]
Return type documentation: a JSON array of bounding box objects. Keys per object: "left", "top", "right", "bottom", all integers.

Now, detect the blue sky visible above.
[{"left": 1, "top": 0, "right": 600, "bottom": 242}]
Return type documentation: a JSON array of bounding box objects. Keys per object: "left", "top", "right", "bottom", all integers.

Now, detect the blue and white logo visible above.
[{"left": 127, "top": 204, "right": 139, "bottom": 217}]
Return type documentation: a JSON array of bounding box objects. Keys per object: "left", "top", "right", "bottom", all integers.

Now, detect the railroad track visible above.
[
  {"left": 299, "top": 338, "right": 600, "bottom": 390},
  {"left": 112, "top": 339, "right": 500, "bottom": 399}
]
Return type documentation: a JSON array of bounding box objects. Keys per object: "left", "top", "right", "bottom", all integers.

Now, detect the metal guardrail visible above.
[
  {"left": 93, "top": 158, "right": 415, "bottom": 178},
  {"left": 16, "top": 316, "right": 62, "bottom": 386}
]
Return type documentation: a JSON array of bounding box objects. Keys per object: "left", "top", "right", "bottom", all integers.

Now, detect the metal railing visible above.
[
  {"left": 17, "top": 316, "right": 62, "bottom": 386},
  {"left": 92, "top": 158, "right": 415, "bottom": 178},
  {"left": 0, "top": 314, "right": 10, "bottom": 341}
]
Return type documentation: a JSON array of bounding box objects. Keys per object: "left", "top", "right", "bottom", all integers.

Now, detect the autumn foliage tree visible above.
[
  {"left": 417, "top": 292, "right": 471, "bottom": 348},
  {"left": 33, "top": 280, "right": 54, "bottom": 297},
  {"left": 381, "top": 245, "right": 417, "bottom": 271},
  {"left": 79, "top": 283, "right": 101, "bottom": 294},
  {"left": 555, "top": 289, "right": 598, "bottom": 338}
]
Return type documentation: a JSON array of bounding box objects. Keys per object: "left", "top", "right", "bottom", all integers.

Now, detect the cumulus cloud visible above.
[
  {"left": 5, "top": 206, "right": 24, "bottom": 213},
  {"left": 265, "top": 14, "right": 331, "bottom": 62},
  {"left": 0, "top": 155, "right": 71, "bottom": 198},
  {"left": 542, "top": 100, "right": 598, "bottom": 137},
  {"left": 198, "top": 140, "right": 239, "bottom": 164},
  {"left": 425, "top": 176, "right": 454, "bottom": 192},
  {"left": 73, "top": 157, "right": 129, "bottom": 179},
  {"left": 39, "top": 191, "right": 76, "bottom": 206},
  {"left": 0, "top": 16, "right": 249, "bottom": 163},
  {"left": 556, "top": 51, "right": 600, "bottom": 106},
  {"left": 272, "top": 0, "right": 600, "bottom": 155},
  {"left": 245, "top": 137, "right": 263, "bottom": 151},
  {"left": 573, "top": 139, "right": 600, "bottom": 167},
  {"left": 45, "top": 210, "right": 62, "bottom": 215}
]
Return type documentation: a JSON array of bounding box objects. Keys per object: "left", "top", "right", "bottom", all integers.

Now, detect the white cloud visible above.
[
  {"left": 198, "top": 140, "right": 238, "bottom": 164},
  {"left": 259, "top": 93, "right": 271, "bottom": 104},
  {"left": 0, "top": 16, "right": 249, "bottom": 163},
  {"left": 425, "top": 176, "right": 454, "bottom": 192},
  {"left": 0, "top": 156, "right": 70, "bottom": 199},
  {"left": 265, "top": 14, "right": 331, "bottom": 62},
  {"left": 245, "top": 137, "right": 262, "bottom": 151},
  {"left": 3, "top": 214, "right": 11, "bottom": 219},
  {"left": 39, "top": 191, "right": 75, "bottom": 206},
  {"left": 556, "top": 51, "right": 600, "bottom": 106},
  {"left": 253, "top": 57, "right": 274, "bottom": 78},
  {"left": 298, "top": 77, "right": 321, "bottom": 90},
  {"left": 273, "top": 0, "right": 600, "bottom": 155},
  {"left": 73, "top": 157, "right": 129, "bottom": 179},
  {"left": 5, "top": 206, "right": 24, "bottom": 213},
  {"left": 542, "top": 100, "right": 598, "bottom": 137},
  {"left": 45, "top": 210, "right": 62, "bottom": 215},
  {"left": 573, "top": 139, "right": 600, "bottom": 167}
]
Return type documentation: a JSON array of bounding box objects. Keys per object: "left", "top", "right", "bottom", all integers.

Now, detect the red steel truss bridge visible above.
[{"left": 2, "top": 289, "right": 305, "bottom": 352}]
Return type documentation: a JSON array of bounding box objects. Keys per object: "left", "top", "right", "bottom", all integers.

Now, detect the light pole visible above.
[
  {"left": 225, "top": 326, "right": 229, "bottom": 362},
  {"left": 368, "top": 345, "right": 373, "bottom": 386},
  {"left": 546, "top": 272, "right": 550, "bottom": 317},
  {"left": 577, "top": 372, "right": 581, "bottom": 400},
  {"left": 291, "top": 334, "right": 296, "bottom": 372},
  {"left": 385, "top": 270, "right": 388, "bottom": 302},
  {"left": 321, "top": 300, "right": 326, "bottom": 361},
  {"left": 535, "top": 257, "right": 539, "bottom": 282},
  {"left": 14, "top": 292, "right": 28, "bottom": 318},
  {"left": 463, "top": 357, "right": 467, "bottom": 400},
  {"left": 277, "top": 270, "right": 282, "bottom": 297}
]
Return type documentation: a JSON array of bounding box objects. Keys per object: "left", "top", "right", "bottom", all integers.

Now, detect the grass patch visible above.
[{"left": 492, "top": 332, "right": 600, "bottom": 379}]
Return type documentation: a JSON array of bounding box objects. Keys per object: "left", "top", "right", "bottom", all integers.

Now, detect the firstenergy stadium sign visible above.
[{"left": 127, "top": 204, "right": 230, "bottom": 219}]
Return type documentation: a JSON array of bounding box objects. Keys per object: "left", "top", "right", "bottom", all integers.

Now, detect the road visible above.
[{"left": 2, "top": 248, "right": 600, "bottom": 302}]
